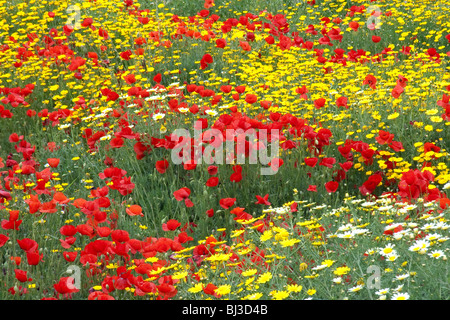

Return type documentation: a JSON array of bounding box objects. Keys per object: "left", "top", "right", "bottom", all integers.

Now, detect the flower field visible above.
[{"left": 0, "top": 0, "right": 449, "bottom": 301}]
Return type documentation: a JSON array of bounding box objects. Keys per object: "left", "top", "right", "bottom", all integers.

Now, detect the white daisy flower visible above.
[
  {"left": 375, "top": 288, "right": 390, "bottom": 296},
  {"left": 352, "top": 228, "right": 369, "bottom": 235},
  {"left": 348, "top": 284, "right": 364, "bottom": 292},
  {"left": 409, "top": 240, "right": 430, "bottom": 252},
  {"left": 437, "top": 236, "right": 449, "bottom": 243},
  {"left": 425, "top": 233, "right": 442, "bottom": 241},
  {"left": 421, "top": 223, "right": 438, "bottom": 231},
  {"left": 338, "top": 224, "right": 353, "bottom": 232},
  {"left": 311, "top": 264, "right": 328, "bottom": 271},
  {"left": 152, "top": 112, "right": 165, "bottom": 121},
  {"left": 386, "top": 251, "right": 399, "bottom": 262},
  {"left": 332, "top": 277, "right": 342, "bottom": 284},
  {"left": 205, "top": 109, "right": 218, "bottom": 116},
  {"left": 361, "top": 201, "right": 376, "bottom": 207},
  {"left": 337, "top": 231, "right": 354, "bottom": 239},
  {"left": 391, "top": 292, "right": 410, "bottom": 300},
  {"left": 395, "top": 273, "right": 410, "bottom": 281},
  {"left": 379, "top": 243, "right": 395, "bottom": 256},
  {"left": 393, "top": 284, "right": 404, "bottom": 292},
  {"left": 428, "top": 250, "right": 446, "bottom": 259}
]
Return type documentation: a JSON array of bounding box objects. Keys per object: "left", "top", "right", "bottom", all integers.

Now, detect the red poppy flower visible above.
[
  {"left": 314, "top": 97, "right": 326, "bottom": 109},
  {"left": 235, "top": 86, "right": 246, "bottom": 94},
  {"left": 216, "top": 38, "right": 227, "bottom": 48},
  {"left": 391, "top": 84, "right": 404, "bottom": 99},
  {"left": 1, "top": 210, "right": 22, "bottom": 230},
  {"left": 17, "top": 238, "right": 38, "bottom": 253},
  {"left": 54, "top": 277, "right": 79, "bottom": 296},
  {"left": 307, "top": 185, "right": 318, "bottom": 192},
  {"left": 81, "top": 17, "right": 93, "bottom": 28},
  {"left": 245, "top": 94, "right": 258, "bottom": 104},
  {"left": 281, "top": 140, "right": 296, "bottom": 150},
  {"left": 111, "top": 229, "right": 130, "bottom": 243},
  {"left": 9, "top": 133, "right": 23, "bottom": 142},
  {"left": 183, "top": 160, "right": 197, "bottom": 171},
  {"left": 157, "top": 282, "right": 177, "bottom": 300},
  {"left": 269, "top": 158, "right": 284, "bottom": 171},
  {"left": 239, "top": 41, "right": 251, "bottom": 51},
  {"left": 319, "top": 157, "right": 336, "bottom": 168},
  {"left": 126, "top": 204, "right": 143, "bottom": 217},
  {"left": 207, "top": 165, "right": 218, "bottom": 175},
  {"left": 60, "top": 225, "right": 77, "bottom": 237},
  {"left": 339, "top": 161, "right": 353, "bottom": 172},
  {"left": 206, "top": 208, "right": 214, "bottom": 217},
  {"left": 203, "top": 283, "right": 219, "bottom": 296},
  {"left": 349, "top": 21, "right": 359, "bottom": 31},
  {"left": 372, "top": 35, "right": 381, "bottom": 43},
  {"left": 47, "top": 158, "right": 60, "bottom": 168},
  {"left": 173, "top": 187, "right": 194, "bottom": 207},
  {"left": 110, "top": 137, "right": 124, "bottom": 148},
  {"left": 397, "top": 75, "right": 408, "bottom": 88},
  {"left": 63, "top": 251, "right": 78, "bottom": 262},
  {"left": 120, "top": 50, "right": 132, "bottom": 61},
  {"left": 200, "top": 53, "right": 213, "bottom": 69},
  {"left": 60, "top": 236, "right": 76, "bottom": 249},
  {"left": 153, "top": 73, "right": 162, "bottom": 84},
  {"left": 439, "top": 197, "right": 450, "bottom": 209},
  {"left": 304, "top": 157, "right": 318, "bottom": 167},
  {"left": 255, "top": 194, "right": 271, "bottom": 206},
  {"left": 359, "top": 174, "right": 383, "bottom": 195},
  {"left": 162, "top": 219, "right": 181, "bottom": 231},
  {"left": 15, "top": 269, "right": 31, "bottom": 282},
  {"left": 0, "top": 234, "right": 9, "bottom": 247},
  {"left": 376, "top": 130, "right": 394, "bottom": 145},
  {"left": 155, "top": 159, "right": 169, "bottom": 174},
  {"left": 96, "top": 226, "right": 111, "bottom": 237},
  {"left": 388, "top": 141, "right": 404, "bottom": 152},
  {"left": 336, "top": 96, "right": 348, "bottom": 108},
  {"left": 123, "top": 74, "right": 136, "bottom": 84},
  {"left": 53, "top": 192, "right": 70, "bottom": 205},
  {"left": 363, "top": 74, "right": 377, "bottom": 89},
  {"left": 219, "top": 197, "right": 236, "bottom": 209},
  {"left": 260, "top": 100, "right": 272, "bottom": 109},
  {"left": 26, "top": 109, "right": 36, "bottom": 117},
  {"left": 230, "top": 165, "right": 242, "bottom": 182},
  {"left": 26, "top": 251, "right": 43, "bottom": 266},
  {"left": 205, "top": 177, "right": 219, "bottom": 187},
  {"left": 76, "top": 224, "right": 95, "bottom": 237},
  {"left": 173, "top": 187, "right": 190, "bottom": 201},
  {"left": 325, "top": 181, "right": 339, "bottom": 193}
]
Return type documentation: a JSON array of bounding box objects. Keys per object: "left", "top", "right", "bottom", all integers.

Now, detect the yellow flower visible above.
[
  {"left": 322, "top": 259, "right": 335, "bottom": 267},
  {"left": 242, "top": 292, "right": 263, "bottom": 300},
  {"left": 257, "top": 272, "right": 273, "bottom": 284},
  {"left": 215, "top": 285, "right": 231, "bottom": 296},
  {"left": 279, "top": 238, "right": 301, "bottom": 247},
  {"left": 307, "top": 289, "right": 316, "bottom": 295},
  {"left": 242, "top": 269, "right": 258, "bottom": 277},
  {"left": 334, "top": 266, "right": 351, "bottom": 276},
  {"left": 270, "top": 290, "right": 290, "bottom": 300},
  {"left": 188, "top": 283, "right": 204, "bottom": 293},
  {"left": 260, "top": 230, "right": 273, "bottom": 242},
  {"left": 286, "top": 284, "right": 303, "bottom": 293},
  {"left": 387, "top": 112, "right": 399, "bottom": 120}
]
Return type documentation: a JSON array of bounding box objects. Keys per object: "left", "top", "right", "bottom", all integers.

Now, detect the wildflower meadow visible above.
[{"left": 0, "top": 0, "right": 449, "bottom": 304}]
